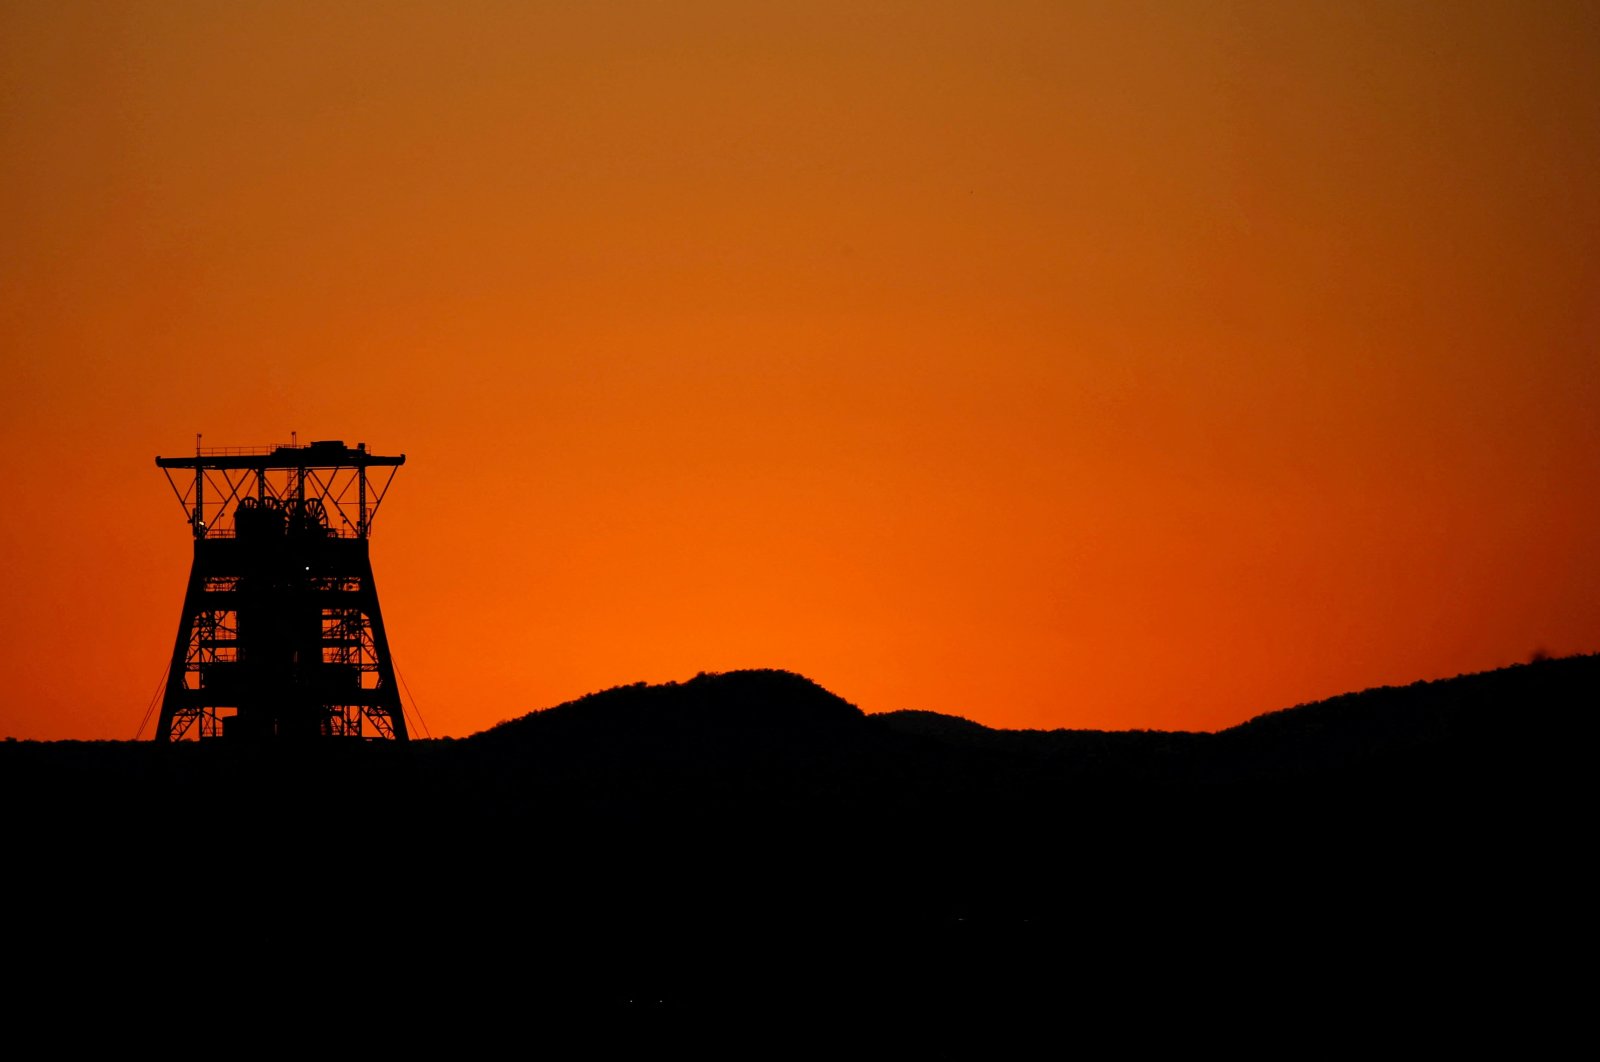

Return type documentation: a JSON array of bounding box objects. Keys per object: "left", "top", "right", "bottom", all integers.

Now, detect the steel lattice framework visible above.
[{"left": 153, "top": 438, "right": 409, "bottom": 742}]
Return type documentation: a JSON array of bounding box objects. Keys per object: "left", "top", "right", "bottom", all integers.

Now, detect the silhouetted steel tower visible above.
[{"left": 153, "top": 438, "right": 409, "bottom": 742}]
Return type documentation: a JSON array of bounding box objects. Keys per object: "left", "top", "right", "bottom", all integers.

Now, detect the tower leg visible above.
[
  {"left": 359, "top": 548, "right": 408, "bottom": 741},
  {"left": 155, "top": 546, "right": 205, "bottom": 742}
]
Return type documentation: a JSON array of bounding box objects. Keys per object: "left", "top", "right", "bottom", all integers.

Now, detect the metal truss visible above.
[{"left": 152, "top": 440, "right": 410, "bottom": 743}]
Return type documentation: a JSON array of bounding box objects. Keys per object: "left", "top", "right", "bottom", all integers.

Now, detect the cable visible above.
[
  {"left": 394, "top": 659, "right": 432, "bottom": 739},
  {"left": 134, "top": 665, "right": 168, "bottom": 740}
]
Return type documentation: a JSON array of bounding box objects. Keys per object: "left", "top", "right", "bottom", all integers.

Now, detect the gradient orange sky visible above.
[{"left": 3, "top": 2, "right": 1597, "bottom": 739}]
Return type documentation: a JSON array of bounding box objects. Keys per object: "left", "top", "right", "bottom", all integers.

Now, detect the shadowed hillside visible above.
[{"left": 4, "top": 656, "right": 1589, "bottom": 1013}]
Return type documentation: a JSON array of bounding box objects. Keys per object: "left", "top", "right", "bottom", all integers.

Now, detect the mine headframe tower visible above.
[{"left": 154, "top": 438, "right": 409, "bottom": 742}]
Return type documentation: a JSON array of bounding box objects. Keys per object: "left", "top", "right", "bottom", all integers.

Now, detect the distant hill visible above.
[
  {"left": 450, "top": 653, "right": 1594, "bottom": 798},
  {"left": 475, "top": 667, "right": 864, "bottom": 761},
  {"left": 870, "top": 652, "right": 1595, "bottom": 784}
]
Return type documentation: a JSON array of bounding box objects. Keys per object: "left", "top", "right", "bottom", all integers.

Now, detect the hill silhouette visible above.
[
  {"left": 874, "top": 652, "right": 1593, "bottom": 784},
  {"left": 4, "top": 656, "right": 1587, "bottom": 1014}
]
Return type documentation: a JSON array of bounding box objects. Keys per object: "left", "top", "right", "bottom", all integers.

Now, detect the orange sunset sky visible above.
[{"left": 2, "top": 2, "right": 1597, "bottom": 740}]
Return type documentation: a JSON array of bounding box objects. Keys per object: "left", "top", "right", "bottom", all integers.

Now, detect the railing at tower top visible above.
[
  {"left": 192, "top": 444, "right": 282, "bottom": 457},
  {"left": 156, "top": 440, "right": 405, "bottom": 540}
]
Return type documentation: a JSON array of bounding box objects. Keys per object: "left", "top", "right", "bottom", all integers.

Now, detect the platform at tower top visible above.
[{"left": 155, "top": 439, "right": 404, "bottom": 471}]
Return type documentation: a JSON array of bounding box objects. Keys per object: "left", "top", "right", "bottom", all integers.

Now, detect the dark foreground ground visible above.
[{"left": 4, "top": 656, "right": 1590, "bottom": 1026}]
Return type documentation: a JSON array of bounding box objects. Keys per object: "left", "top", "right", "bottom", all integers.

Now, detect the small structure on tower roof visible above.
[{"left": 153, "top": 437, "right": 409, "bottom": 742}]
